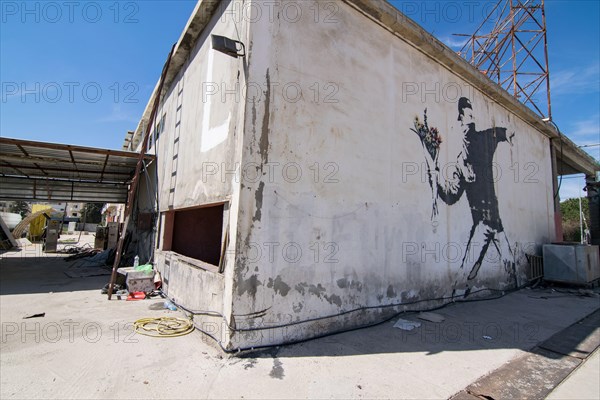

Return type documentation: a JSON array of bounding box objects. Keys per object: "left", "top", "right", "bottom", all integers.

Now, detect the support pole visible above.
[
  {"left": 579, "top": 196, "right": 583, "bottom": 244},
  {"left": 586, "top": 175, "right": 600, "bottom": 246},
  {"left": 107, "top": 44, "right": 175, "bottom": 300}
]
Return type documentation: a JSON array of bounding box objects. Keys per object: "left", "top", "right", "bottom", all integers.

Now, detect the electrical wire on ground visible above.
[{"left": 160, "top": 281, "right": 549, "bottom": 354}]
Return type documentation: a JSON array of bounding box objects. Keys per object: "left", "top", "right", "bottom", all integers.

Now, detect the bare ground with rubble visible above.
[{"left": 1, "top": 244, "right": 599, "bottom": 399}]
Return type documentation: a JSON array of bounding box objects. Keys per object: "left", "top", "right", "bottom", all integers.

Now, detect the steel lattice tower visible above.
[{"left": 454, "top": 0, "right": 552, "bottom": 120}]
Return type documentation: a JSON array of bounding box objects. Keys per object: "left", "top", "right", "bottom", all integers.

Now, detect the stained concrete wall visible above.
[
  {"left": 143, "top": 0, "right": 249, "bottom": 325},
  {"left": 227, "top": 0, "right": 555, "bottom": 349},
  {"left": 130, "top": 0, "right": 557, "bottom": 351}
]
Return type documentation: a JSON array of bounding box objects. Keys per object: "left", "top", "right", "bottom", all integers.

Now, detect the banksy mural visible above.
[{"left": 410, "top": 97, "right": 516, "bottom": 283}]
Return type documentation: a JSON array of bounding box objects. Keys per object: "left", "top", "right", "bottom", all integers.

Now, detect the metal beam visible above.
[
  {"left": 100, "top": 154, "right": 110, "bottom": 182},
  {"left": 0, "top": 163, "right": 132, "bottom": 176},
  {"left": 0, "top": 137, "right": 155, "bottom": 159},
  {"left": 0, "top": 137, "right": 151, "bottom": 202}
]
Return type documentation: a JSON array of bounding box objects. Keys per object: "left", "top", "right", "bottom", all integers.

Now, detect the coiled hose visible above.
[{"left": 134, "top": 317, "right": 194, "bottom": 338}]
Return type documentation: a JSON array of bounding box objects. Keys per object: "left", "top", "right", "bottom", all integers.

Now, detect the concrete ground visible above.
[
  {"left": 1, "top": 245, "right": 599, "bottom": 399},
  {"left": 12, "top": 232, "right": 96, "bottom": 258},
  {"left": 547, "top": 349, "right": 600, "bottom": 400}
]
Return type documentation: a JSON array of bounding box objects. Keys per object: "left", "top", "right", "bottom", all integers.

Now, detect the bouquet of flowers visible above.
[
  {"left": 410, "top": 108, "right": 443, "bottom": 220},
  {"left": 411, "top": 109, "right": 442, "bottom": 162}
]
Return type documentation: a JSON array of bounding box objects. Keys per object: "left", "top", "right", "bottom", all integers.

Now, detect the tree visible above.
[
  {"left": 82, "top": 203, "right": 104, "bottom": 224},
  {"left": 560, "top": 197, "right": 590, "bottom": 242},
  {"left": 9, "top": 201, "right": 30, "bottom": 218}
]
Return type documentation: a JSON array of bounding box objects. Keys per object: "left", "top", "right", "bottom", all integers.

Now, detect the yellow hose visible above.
[{"left": 134, "top": 317, "right": 194, "bottom": 337}]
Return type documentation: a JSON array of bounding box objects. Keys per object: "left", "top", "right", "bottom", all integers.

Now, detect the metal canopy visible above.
[{"left": 0, "top": 137, "right": 154, "bottom": 203}]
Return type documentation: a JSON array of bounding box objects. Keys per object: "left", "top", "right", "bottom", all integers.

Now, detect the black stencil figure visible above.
[{"left": 412, "top": 97, "right": 516, "bottom": 282}]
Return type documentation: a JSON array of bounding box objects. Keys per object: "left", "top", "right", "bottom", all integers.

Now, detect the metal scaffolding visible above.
[{"left": 455, "top": 0, "right": 551, "bottom": 120}]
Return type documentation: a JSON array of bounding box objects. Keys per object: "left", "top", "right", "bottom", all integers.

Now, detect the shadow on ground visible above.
[
  {"left": 0, "top": 255, "right": 110, "bottom": 295},
  {"left": 1, "top": 250, "right": 598, "bottom": 363},
  {"left": 229, "top": 288, "right": 599, "bottom": 359}
]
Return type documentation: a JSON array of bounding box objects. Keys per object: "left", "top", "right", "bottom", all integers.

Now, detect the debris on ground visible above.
[
  {"left": 148, "top": 302, "right": 167, "bottom": 310},
  {"left": 417, "top": 312, "right": 446, "bottom": 323},
  {"left": 127, "top": 291, "right": 146, "bottom": 301},
  {"left": 65, "top": 249, "right": 115, "bottom": 272},
  {"left": 147, "top": 290, "right": 162, "bottom": 298},
  {"left": 23, "top": 312, "right": 45, "bottom": 319},
  {"left": 65, "top": 248, "right": 109, "bottom": 263},
  {"left": 393, "top": 318, "right": 421, "bottom": 331},
  {"left": 578, "top": 289, "right": 599, "bottom": 297},
  {"left": 115, "top": 290, "right": 129, "bottom": 300},
  {"left": 62, "top": 244, "right": 97, "bottom": 257},
  {"left": 101, "top": 283, "right": 124, "bottom": 294}
]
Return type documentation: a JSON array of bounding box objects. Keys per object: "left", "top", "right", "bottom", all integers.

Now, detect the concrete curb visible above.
[{"left": 450, "top": 308, "right": 600, "bottom": 400}]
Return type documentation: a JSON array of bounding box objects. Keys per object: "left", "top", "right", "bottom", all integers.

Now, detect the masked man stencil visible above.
[{"left": 411, "top": 97, "right": 516, "bottom": 282}]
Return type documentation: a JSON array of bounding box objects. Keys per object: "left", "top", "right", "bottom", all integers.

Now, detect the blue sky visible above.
[
  {"left": 1, "top": 0, "right": 598, "bottom": 200},
  {"left": 389, "top": 0, "right": 600, "bottom": 200}
]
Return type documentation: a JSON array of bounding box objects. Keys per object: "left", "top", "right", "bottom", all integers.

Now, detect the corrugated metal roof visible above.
[{"left": 0, "top": 137, "right": 154, "bottom": 203}]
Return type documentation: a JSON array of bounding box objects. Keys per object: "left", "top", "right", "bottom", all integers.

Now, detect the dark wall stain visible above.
[
  {"left": 250, "top": 101, "right": 257, "bottom": 156},
  {"left": 386, "top": 285, "right": 397, "bottom": 298},
  {"left": 336, "top": 278, "right": 363, "bottom": 292},
  {"left": 294, "top": 282, "right": 341, "bottom": 306},
  {"left": 308, "top": 283, "right": 326, "bottom": 297},
  {"left": 250, "top": 69, "right": 271, "bottom": 224},
  {"left": 324, "top": 294, "right": 342, "bottom": 307},
  {"left": 351, "top": 280, "right": 362, "bottom": 292},
  {"left": 253, "top": 181, "right": 264, "bottom": 222},
  {"left": 234, "top": 234, "right": 262, "bottom": 300},
  {"left": 295, "top": 283, "right": 308, "bottom": 295},
  {"left": 259, "top": 69, "right": 270, "bottom": 165},
  {"left": 292, "top": 302, "right": 303, "bottom": 313},
  {"left": 401, "top": 290, "right": 419, "bottom": 304},
  {"left": 236, "top": 272, "right": 262, "bottom": 298},
  {"left": 266, "top": 275, "right": 291, "bottom": 296}
]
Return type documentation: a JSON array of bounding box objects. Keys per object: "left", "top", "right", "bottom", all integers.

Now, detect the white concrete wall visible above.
[
  {"left": 228, "top": 0, "right": 555, "bottom": 349},
  {"left": 146, "top": 0, "right": 250, "bottom": 324},
  {"left": 152, "top": 9, "right": 243, "bottom": 211}
]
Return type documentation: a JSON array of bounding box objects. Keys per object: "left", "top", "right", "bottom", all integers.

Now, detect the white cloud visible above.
[
  {"left": 552, "top": 63, "right": 600, "bottom": 96},
  {"left": 569, "top": 114, "right": 598, "bottom": 139},
  {"left": 565, "top": 115, "right": 600, "bottom": 161},
  {"left": 439, "top": 35, "right": 468, "bottom": 49}
]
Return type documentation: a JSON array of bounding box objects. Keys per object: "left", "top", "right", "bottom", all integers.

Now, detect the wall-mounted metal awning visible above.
[{"left": 0, "top": 137, "right": 154, "bottom": 203}]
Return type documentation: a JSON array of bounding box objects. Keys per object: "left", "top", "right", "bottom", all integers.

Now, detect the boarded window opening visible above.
[{"left": 162, "top": 204, "right": 224, "bottom": 267}]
